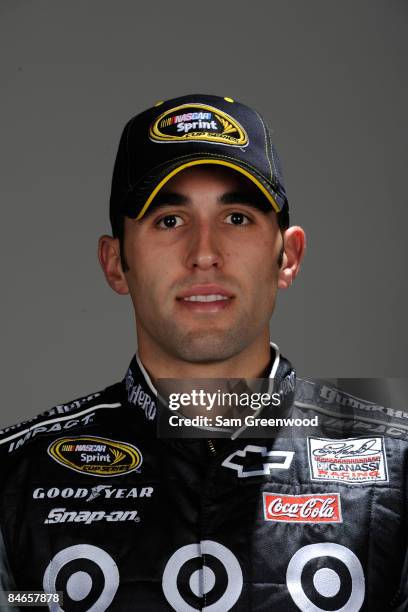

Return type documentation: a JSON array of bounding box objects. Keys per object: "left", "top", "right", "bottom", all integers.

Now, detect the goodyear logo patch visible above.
[
  {"left": 48, "top": 436, "right": 142, "bottom": 477},
  {"left": 149, "top": 104, "right": 248, "bottom": 146}
]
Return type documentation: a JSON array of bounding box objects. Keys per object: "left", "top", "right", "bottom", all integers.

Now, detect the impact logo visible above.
[
  {"left": 5, "top": 412, "right": 95, "bottom": 453},
  {"left": 48, "top": 436, "right": 142, "bottom": 477},
  {"left": 149, "top": 104, "right": 248, "bottom": 146},
  {"left": 308, "top": 437, "right": 388, "bottom": 484}
]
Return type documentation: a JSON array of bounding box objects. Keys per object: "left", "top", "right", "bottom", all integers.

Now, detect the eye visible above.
[
  {"left": 156, "top": 214, "right": 184, "bottom": 229},
  {"left": 224, "top": 212, "right": 251, "bottom": 225}
]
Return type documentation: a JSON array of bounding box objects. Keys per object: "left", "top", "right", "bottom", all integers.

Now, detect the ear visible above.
[
  {"left": 98, "top": 235, "right": 129, "bottom": 295},
  {"left": 278, "top": 226, "right": 306, "bottom": 289}
]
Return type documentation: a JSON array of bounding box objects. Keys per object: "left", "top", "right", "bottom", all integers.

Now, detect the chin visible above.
[{"left": 169, "top": 329, "right": 250, "bottom": 364}]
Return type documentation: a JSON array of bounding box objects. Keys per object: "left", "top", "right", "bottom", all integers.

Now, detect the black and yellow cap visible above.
[{"left": 109, "top": 93, "right": 289, "bottom": 233}]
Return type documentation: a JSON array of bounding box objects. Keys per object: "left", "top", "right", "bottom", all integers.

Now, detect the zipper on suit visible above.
[{"left": 207, "top": 439, "right": 217, "bottom": 456}]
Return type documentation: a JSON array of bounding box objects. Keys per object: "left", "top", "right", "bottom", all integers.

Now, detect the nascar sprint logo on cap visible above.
[
  {"left": 48, "top": 436, "right": 142, "bottom": 477},
  {"left": 149, "top": 103, "right": 248, "bottom": 146}
]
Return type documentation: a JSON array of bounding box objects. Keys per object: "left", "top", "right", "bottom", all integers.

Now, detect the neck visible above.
[{"left": 136, "top": 332, "right": 274, "bottom": 383}]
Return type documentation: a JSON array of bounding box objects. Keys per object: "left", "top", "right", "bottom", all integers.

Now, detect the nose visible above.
[{"left": 185, "top": 221, "right": 224, "bottom": 270}]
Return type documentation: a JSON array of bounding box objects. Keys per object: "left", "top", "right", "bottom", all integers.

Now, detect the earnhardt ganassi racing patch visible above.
[{"left": 307, "top": 436, "right": 388, "bottom": 484}]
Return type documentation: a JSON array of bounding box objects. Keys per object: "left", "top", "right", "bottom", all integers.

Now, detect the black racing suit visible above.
[{"left": 0, "top": 349, "right": 407, "bottom": 611}]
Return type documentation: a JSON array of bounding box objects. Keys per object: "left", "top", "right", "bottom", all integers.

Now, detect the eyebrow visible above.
[{"left": 141, "top": 190, "right": 272, "bottom": 219}]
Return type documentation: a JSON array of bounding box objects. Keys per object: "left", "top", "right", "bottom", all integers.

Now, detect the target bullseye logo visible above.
[
  {"left": 162, "top": 540, "right": 243, "bottom": 611},
  {"left": 43, "top": 544, "right": 119, "bottom": 611},
  {"left": 286, "top": 543, "right": 365, "bottom": 612},
  {"left": 42, "top": 539, "right": 365, "bottom": 610}
]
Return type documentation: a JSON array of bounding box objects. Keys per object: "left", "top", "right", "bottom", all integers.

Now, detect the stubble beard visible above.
[{"left": 153, "top": 309, "right": 267, "bottom": 364}]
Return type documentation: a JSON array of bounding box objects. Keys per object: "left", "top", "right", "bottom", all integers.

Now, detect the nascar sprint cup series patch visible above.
[{"left": 149, "top": 104, "right": 248, "bottom": 146}]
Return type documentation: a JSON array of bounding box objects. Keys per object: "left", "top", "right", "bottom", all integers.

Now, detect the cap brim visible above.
[{"left": 135, "top": 158, "right": 281, "bottom": 220}]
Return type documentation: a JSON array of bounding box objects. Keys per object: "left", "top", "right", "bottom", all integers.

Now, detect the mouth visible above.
[
  {"left": 182, "top": 294, "right": 229, "bottom": 303},
  {"left": 176, "top": 285, "right": 234, "bottom": 313}
]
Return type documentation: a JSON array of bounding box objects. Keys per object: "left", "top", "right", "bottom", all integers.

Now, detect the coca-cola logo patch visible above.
[{"left": 263, "top": 493, "right": 342, "bottom": 523}]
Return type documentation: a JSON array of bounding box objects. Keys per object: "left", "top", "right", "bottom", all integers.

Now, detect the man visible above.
[{"left": 0, "top": 94, "right": 407, "bottom": 611}]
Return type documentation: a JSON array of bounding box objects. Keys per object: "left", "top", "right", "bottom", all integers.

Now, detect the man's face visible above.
[{"left": 121, "top": 166, "right": 285, "bottom": 363}]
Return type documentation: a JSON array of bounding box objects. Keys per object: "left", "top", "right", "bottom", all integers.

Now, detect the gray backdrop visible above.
[{"left": 1, "top": 0, "right": 407, "bottom": 427}]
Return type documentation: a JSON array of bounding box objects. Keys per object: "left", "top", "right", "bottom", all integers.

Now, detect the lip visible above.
[
  {"left": 176, "top": 284, "right": 234, "bottom": 313},
  {"left": 176, "top": 285, "right": 235, "bottom": 299}
]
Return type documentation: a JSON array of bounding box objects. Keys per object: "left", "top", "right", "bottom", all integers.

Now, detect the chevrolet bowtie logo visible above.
[{"left": 222, "top": 445, "right": 294, "bottom": 478}]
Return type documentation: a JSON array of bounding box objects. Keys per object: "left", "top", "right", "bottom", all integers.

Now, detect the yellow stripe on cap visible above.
[{"left": 135, "top": 159, "right": 280, "bottom": 220}]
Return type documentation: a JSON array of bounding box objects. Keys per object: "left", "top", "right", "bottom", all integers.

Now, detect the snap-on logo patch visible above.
[
  {"left": 263, "top": 493, "right": 342, "bottom": 523},
  {"left": 149, "top": 104, "right": 248, "bottom": 146},
  {"left": 48, "top": 436, "right": 142, "bottom": 477},
  {"left": 307, "top": 437, "right": 388, "bottom": 484}
]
